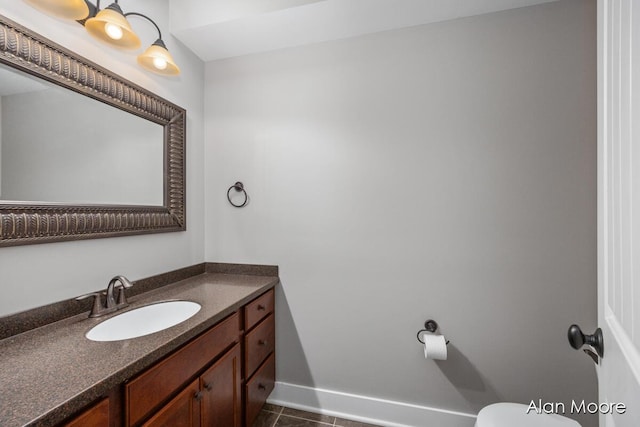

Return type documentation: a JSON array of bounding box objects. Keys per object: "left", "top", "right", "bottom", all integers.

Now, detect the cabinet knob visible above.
[
  {"left": 258, "top": 384, "right": 266, "bottom": 391},
  {"left": 204, "top": 383, "right": 213, "bottom": 391},
  {"left": 194, "top": 391, "right": 203, "bottom": 401},
  {"left": 258, "top": 340, "right": 267, "bottom": 346},
  {"left": 257, "top": 304, "right": 266, "bottom": 311}
]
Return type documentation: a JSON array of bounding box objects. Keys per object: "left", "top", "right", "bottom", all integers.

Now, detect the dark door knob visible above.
[{"left": 568, "top": 324, "right": 604, "bottom": 358}]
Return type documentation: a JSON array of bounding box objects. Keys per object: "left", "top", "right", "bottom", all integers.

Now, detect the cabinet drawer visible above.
[
  {"left": 126, "top": 312, "right": 240, "bottom": 426},
  {"left": 244, "top": 289, "right": 274, "bottom": 331},
  {"left": 244, "top": 313, "right": 275, "bottom": 378},
  {"left": 245, "top": 353, "right": 275, "bottom": 427}
]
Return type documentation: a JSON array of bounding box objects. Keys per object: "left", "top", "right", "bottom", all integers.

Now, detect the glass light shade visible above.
[
  {"left": 24, "top": 0, "right": 90, "bottom": 20},
  {"left": 138, "top": 41, "right": 180, "bottom": 76},
  {"left": 85, "top": 4, "right": 141, "bottom": 49}
]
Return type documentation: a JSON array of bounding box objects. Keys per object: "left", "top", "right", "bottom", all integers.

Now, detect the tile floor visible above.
[{"left": 252, "top": 404, "right": 383, "bottom": 427}]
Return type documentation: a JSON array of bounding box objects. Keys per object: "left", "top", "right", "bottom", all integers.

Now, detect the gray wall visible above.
[
  {"left": 0, "top": 0, "right": 205, "bottom": 315},
  {"left": 204, "top": 0, "right": 597, "bottom": 425}
]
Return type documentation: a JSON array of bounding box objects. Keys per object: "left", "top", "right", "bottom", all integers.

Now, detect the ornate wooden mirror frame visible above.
[{"left": 0, "top": 15, "right": 186, "bottom": 247}]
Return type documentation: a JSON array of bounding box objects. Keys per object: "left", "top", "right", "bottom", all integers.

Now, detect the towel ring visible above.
[{"left": 227, "top": 182, "right": 248, "bottom": 208}]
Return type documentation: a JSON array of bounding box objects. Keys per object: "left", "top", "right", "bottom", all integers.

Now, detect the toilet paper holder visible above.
[{"left": 417, "top": 319, "right": 450, "bottom": 345}]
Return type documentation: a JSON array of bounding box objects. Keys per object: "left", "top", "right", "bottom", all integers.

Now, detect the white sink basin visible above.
[{"left": 86, "top": 300, "right": 201, "bottom": 342}]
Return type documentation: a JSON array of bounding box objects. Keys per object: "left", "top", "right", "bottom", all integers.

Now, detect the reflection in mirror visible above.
[{"left": 0, "top": 64, "right": 164, "bottom": 206}]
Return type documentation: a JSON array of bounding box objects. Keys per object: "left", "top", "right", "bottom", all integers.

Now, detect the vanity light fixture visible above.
[
  {"left": 129, "top": 13, "right": 180, "bottom": 76},
  {"left": 85, "top": 1, "right": 140, "bottom": 49},
  {"left": 24, "top": 0, "right": 90, "bottom": 20},
  {"left": 22, "top": 0, "right": 180, "bottom": 76}
]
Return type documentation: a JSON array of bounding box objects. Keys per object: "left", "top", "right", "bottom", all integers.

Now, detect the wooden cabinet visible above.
[
  {"left": 245, "top": 313, "right": 275, "bottom": 377},
  {"left": 63, "top": 398, "right": 110, "bottom": 427},
  {"left": 244, "top": 290, "right": 274, "bottom": 331},
  {"left": 123, "top": 288, "right": 274, "bottom": 427},
  {"left": 125, "top": 313, "right": 241, "bottom": 426},
  {"left": 142, "top": 380, "right": 201, "bottom": 427},
  {"left": 245, "top": 353, "right": 275, "bottom": 426},
  {"left": 142, "top": 344, "right": 242, "bottom": 427},
  {"left": 243, "top": 289, "right": 276, "bottom": 427},
  {"left": 200, "top": 344, "right": 242, "bottom": 427},
  {"left": 125, "top": 313, "right": 241, "bottom": 427},
  {"left": 52, "top": 289, "right": 276, "bottom": 427}
]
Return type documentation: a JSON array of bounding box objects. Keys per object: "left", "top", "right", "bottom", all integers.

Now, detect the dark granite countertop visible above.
[{"left": 0, "top": 271, "right": 278, "bottom": 427}]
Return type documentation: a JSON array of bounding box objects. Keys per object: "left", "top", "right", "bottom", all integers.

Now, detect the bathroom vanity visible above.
[{"left": 0, "top": 264, "right": 278, "bottom": 427}]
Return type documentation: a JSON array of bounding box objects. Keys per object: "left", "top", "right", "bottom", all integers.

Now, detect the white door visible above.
[{"left": 597, "top": 1, "right": 640, "bottom": 426}]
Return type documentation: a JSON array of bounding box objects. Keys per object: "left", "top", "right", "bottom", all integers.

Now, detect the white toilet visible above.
[{"left": 475, "top": 403, "right": 581, "bottom": 427}]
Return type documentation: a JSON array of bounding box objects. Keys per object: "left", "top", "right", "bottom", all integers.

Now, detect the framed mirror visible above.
[{"left": 0, "top": 15, "right": 186, "bottom": 247}]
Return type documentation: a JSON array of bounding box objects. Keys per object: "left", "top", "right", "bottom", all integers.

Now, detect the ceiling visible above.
[{"left": 170, "top": 0, "right": 560, "bottom": 62}]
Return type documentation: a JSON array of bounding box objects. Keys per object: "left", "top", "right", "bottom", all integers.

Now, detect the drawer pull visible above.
[
  {"left": 258, "top": 384, "right": 266, "bottom": 391},
  {"left": 258, "top": 340, "right": 267, "bottom": 346},
  {"left": 257, "top": 304, "right": 266, "bottom": 311},
  {"left": 204, "top": 382, "right": 213, "bottom": 391},
  {"left": 194, "top": 391, "right": 203, "bottom": 401}
]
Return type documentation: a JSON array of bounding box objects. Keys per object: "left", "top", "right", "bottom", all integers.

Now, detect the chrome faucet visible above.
[{"left": 76, "top": 275, "right": 134, "bottom": 318}]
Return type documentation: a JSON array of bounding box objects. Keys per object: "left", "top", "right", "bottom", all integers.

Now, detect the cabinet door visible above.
[
  {"left": 126, "top": 313, "right": 240, "bottom": 426},
  {"left": 142, "top": 380, "right": 201, "bottom": 427},
  {"left": 200, "top": 343, "right": 242, "bottom": 427},
  {"left": 64, "top": 398, "right": 109, "bottom": 427}
]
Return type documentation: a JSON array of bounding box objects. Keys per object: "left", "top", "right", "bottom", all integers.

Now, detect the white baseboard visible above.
[{"left": 267, "top": 381, "right": 477, "bottom": 427}]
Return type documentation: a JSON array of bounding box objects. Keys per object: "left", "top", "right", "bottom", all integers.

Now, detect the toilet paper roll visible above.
[{"left": 423, "top": 334, "right": 447, "bottom": 360}]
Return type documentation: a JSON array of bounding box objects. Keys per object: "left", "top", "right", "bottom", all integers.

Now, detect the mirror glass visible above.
[{"left": 0, "top": 64, "right": 164, "bottom": 206}]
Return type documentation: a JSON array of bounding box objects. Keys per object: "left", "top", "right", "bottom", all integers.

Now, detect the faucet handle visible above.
[
  {"left": 110, "top": 276, "right": 134, "bottom": 308},
  {"left": 116, "top": 286, "right": 129, "bottom": 308},
  {"left": 76, "top": 292, "right": 105, "bottom": 318},
  {"left": 107, "top": 276, "right": 134, "bottom": 308}
]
